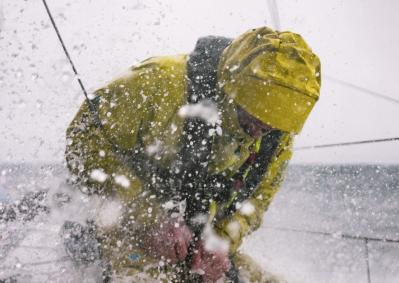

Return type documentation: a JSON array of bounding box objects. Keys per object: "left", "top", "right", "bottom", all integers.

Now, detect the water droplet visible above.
[
  {"left": 15, "top": 68, "right": 23, "bottom": 78},
  {"left": 15, "top": 99, "right": 26, "bottom": 108},
  {"left": 31, "top": 72, "right": 39, "bottom": 81},
  {"left": 61, "top": 72, "right": 72, "bottom": 83},
  {"left": 36, "top": 99, "right": 43, "bottom": 109}
]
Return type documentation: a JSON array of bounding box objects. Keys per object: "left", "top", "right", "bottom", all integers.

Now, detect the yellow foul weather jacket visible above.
[{"left": 65, "top": 27, "right": 320, "bottom": 276}]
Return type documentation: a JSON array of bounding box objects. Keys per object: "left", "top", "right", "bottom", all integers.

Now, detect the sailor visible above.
[{"left": 65, "top": 26, "right": 321, "bottom": 282}]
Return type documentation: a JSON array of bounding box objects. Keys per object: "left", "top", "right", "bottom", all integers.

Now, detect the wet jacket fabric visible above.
[
  {"left": 66, "top": 53, "right": 293, "bottom": 245},
  {"left": 65, "top": 38, "right": 294, "bottom": 276}
]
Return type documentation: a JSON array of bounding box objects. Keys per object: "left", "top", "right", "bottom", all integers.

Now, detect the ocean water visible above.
[{"left": 1, "top": 164, "right": 398, "bottom": 282}]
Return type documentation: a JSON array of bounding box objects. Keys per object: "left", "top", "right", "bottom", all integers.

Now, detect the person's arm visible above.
[
  {"left": 66, "top": 60, "right": 157, "bottom": 201},
  {"left": 213, "top": 133, "right": 293, "bottom": 253},
  {"left": 67, "top": 56, "right": 194, "bottom": 263},
  {"left": 89, "top": 55, "right": 187, "bottom": 211}
]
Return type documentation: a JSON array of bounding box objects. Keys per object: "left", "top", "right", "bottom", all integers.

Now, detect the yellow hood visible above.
[{"left": 218, "top": 27, "right": 321, "bottom": 133}]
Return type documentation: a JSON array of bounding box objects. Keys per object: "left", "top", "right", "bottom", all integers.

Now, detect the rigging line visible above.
[
  {"left": 294, "top": 136, "right": 399, "bottom": 151},
  {"left": 326, "top": 75, "right": 399, "bottom": 105},
  {"left": 265, "top": 0, "right": 398, "bottom": 107},
  {"left": 364, "top": 239, "right": 371, "bottom": 283},
  {"left": 262, "top": 225, "right": 399, "bottom": 244},
  {"left": 266, "top": 0, "right": 281, "bottom": 30},
  {"left": 41, "top": 0, "right": 94, "bottom": 110},
  {"left": 21, "top": 257, "right": 71, "bottom": 267}
]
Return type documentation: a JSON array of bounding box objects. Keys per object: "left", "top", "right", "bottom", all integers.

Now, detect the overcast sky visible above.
[{"left": 1, "top": 0, "right": 398, "bottom": 163}]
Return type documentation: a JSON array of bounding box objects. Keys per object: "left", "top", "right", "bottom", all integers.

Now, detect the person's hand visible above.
[
  {"left": 144, "top": 219, "right": 193, "bottom": 264},
  {"left": 191, "top": 240, "right": 231, "bottom": 282}
]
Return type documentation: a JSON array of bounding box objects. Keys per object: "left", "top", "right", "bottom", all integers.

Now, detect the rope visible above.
[
  {"left": 364, "top": 239, "right": 371, "bottom": 283},
  {"left": 41, "top": 0, "right": 96, "bottom": 112},
  {"left": 263, "top": 225, "right": 399, "bottom": 243},
  {"left": 326, "top": 75, "right": 399, "bottom": 105},
  {"left": 266, "top": 0, "right": 281, "bottom": 30},
  {"left": 295, "top": 136, "right": 399, "bottom": 150}
]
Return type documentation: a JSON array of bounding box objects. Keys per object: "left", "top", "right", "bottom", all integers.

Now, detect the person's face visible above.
[{"left": 236, "top": 105, "right": 274, "bottom": 138}]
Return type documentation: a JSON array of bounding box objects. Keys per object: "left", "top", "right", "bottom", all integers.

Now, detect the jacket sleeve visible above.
[
  {"left": 65, "top": 59, "right": 174, "bottom": 231},
  {"left": 67, "top": 56, "right": 189, "bottom": 243},
  {"left": 66, "top": 61, "right": 156, "bottom": 195},
  {"left": 213, "top": 133, "right": 293, "bottom": 253}
]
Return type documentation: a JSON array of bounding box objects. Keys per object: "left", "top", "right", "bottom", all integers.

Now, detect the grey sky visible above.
[{"left": 1, "top": 0, "right": 398, "bottom": 163}]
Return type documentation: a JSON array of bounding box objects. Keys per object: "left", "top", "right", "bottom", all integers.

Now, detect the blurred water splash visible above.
[
  {"left": 1, "top": 163, "right": 399, "bottom": 282},
  {"left": 0, "top": 0, "right": 4, "bottom": 33}
]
